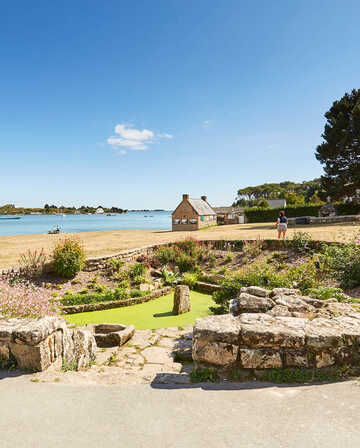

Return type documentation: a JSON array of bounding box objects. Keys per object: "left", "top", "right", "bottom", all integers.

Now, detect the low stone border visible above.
[
  {"left": 0, "top": 238, "right": 346, "bottom": 280},
  {"left": 62, "top": 286, "right": 173, "bottom": 314},
  {"left": 194, "top": 281, "right": 221, "bottom": 294}
]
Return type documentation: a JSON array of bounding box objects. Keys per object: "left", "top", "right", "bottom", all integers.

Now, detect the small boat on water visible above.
[{"left": 48, "top": 226, "right": 61, "bottom": 234}]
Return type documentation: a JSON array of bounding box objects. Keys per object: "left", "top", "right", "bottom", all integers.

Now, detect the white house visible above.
[{"left": 95, "top": 207, "right": 104, "bottom": 214}]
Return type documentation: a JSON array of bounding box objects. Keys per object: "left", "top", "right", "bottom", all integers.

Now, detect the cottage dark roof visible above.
[
  {"left": 213, "top": 206, "right": 244, "bottom": 214},
  {"left": 188, "top": 198, "right": 216, "bottom": 216}
]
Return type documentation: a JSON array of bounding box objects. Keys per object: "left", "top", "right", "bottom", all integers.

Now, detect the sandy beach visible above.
[{"left": 1, "top": 222, "right": 359, "bottom": 269}]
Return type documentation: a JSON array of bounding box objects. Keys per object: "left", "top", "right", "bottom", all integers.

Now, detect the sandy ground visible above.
[{"left": 1, "top": 222, "right": 359, "bottom": 269}]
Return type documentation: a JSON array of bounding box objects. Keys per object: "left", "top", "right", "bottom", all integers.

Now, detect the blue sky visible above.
[{"left": 1, "top": 0, "right": 360, "bottom": 209}]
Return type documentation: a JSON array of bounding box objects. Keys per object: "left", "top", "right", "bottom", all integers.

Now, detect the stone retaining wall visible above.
[
  {"left": 287, "top": 215, "right": 360, "bottom": 226},
  {"left": 194, "top": 281, "right": 221, "bottom": 294},
  {"left": 192, "top": 287, "right": 360, "bottom": 378},
  {"left": 0, "top": 239, "right": 345, "bottom": 280},
  {"left": 62, "top": 286, "right": 173, "bottom": 314},
  {"left": 0, "top": 316, "right": 96, "bottom": 371}
]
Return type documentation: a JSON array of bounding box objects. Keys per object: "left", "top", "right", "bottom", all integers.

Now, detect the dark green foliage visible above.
[
  {"left": 129, "top": 289, "right": 147, "bottom": 298},
  {"left": 129, "top": 262, "right": 148, "bottom": 278},
  {"left": 261, "top": 367, "right": 342, "bottom": 384},
  {"left": 336, "top": 202, "right": 360, "bottom": 215},
  {"left": 234, "top": 179, "right": 324, "bottom": 207},
  {"left": 190, "top": 367, "right": 218, "bottom": 383},
  {"left": 210, "top": 260, "right": 320, "bottom": 314},
  {"left": 245, "top": 204, "right": 323, "bottom": 223},
  {"left": 210, "top": 263, "right": 289, "bottom": 314},
  {"left": 321, "top": 243, "right": 360, "bottom": 289},
  {"left": 315, "top": 89, "right": 360, "bottom": 200},
  {"left": 114, "top": 287, "right": 130, "bottom": 300},
  {"left": 305, "top": 286, "right": 351, "bottom": 302},
  {"left": 289, "top": 231, "right": 313, "bottom": 253},
  {"left": 60, "top": 287, "right": 130, "bottom": 305},
  {"left": 107, "top": 258, "right": 125, "bottom": 273}
]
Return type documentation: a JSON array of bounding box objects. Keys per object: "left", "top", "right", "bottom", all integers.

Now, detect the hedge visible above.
[
  {"left": 244, "top": 202, "right": 360, "bottom": 223},
  {"left": 336, "top": 202, "right": 360, "bottom": 215},
  {"left": 245, "top": 204, "right": 323, "bottom": 223}
]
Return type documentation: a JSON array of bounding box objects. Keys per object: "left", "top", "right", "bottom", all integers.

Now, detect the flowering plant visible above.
[
  {"left": 18, "top": 249, "right": 47, "bottom": 278},
  {"left": 0, "top": 281, "right": 60, "bottom": 318}
]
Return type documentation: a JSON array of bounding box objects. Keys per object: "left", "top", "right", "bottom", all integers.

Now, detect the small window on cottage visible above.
[
  {"left": 189, "top": 218, "right": 197, "bottom": 224},
  {"left": 174, "top": 219, "right": 180, "bottom": 224},
  {"left": 181, "top": 218, "right": 188, "bottom": 224}
]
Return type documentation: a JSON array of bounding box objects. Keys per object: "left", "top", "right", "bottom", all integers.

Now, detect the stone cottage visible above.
[{"left": 172, "top": 194, "right": 217, "bottom": 231}]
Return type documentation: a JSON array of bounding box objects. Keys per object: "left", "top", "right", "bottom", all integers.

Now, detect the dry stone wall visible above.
[
  {"left": 0, "top": 316, "right": 96, "bottom": 371},
  {"left": 193, "top": 287, "right": 360, "bottom": 377}
]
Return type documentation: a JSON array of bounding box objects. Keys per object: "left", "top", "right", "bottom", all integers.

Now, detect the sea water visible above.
[{"left": 0, "top": 211, "right": 172, "bottom": 236}]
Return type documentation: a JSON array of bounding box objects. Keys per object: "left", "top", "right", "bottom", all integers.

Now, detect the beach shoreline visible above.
[{"left": 1, "top": 222, "right": 359, "bottom": 269}]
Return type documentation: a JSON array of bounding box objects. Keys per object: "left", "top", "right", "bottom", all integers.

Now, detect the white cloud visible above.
[
  {"left": 157, "top": 133, "right": 173, "bottom": 139},
  {"left": 107, "top": 123, "right": 173, "bottom": 152},
  {"left": 202, "top": 120, "right": 213, "bottom": 129}
]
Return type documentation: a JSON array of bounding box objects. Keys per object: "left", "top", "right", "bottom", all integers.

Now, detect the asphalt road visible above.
[{"left": 1, "top": 375, "right": 360, "bottom": 448}]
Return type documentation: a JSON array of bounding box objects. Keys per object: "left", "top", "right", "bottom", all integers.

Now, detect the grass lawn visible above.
[{"left": 64, "top": 291, "right": 214, "bottom": 329}]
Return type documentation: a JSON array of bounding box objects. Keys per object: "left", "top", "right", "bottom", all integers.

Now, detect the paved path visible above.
[{"left": 0, "top": 376, "right": 360, "bottom": 447}]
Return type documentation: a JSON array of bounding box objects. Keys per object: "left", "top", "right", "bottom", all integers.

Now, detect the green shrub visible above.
[
  {"left": 117, "top": 279, "right": 131, "bottom": 289},
  {"left": 190, "top": 367, "right": 218, "bottom": 383},
  {"left": 289, "top": 231, "right": 313, "bottom": 253},
  {"left": 335, "top": 202, "right": 360, "bottom": 215},
  {"left": 242, "top": 239, "right": 263, "bottom": 258},
  {"left": 161, "top": 267, "right": 180, "bottom": 286},
  {"left": 131, "top": 275, "right": 147, "bottom": 286},
  {"left": 211, "top": 263, "right": 289, "bottom": 314},
  {"left": 130, "top": 289, "right": 147, "bottom": 298},
  {"left": 286, "top": 261, "right": 319, "bottom": 290},
  {"left": 181, "top": 272, "right": 198, "bottom": 289},
  {"left": 52, "top": 237, "right": 86, "bottom": 278},
  {"left": 129, "top": 262, "right": 148, "bottom": 278},
  {"left": 115, "top": 271, "right": 130, "bottom": 282},
  {"left": 305, "top": 286, "right": 349, "bottom": 302},
  {"left": 320, "top": 242, "right": 360, "bottom": 289},
  {"left": 245, "top": 204, "right": 323, "bottom": 223},
  {"left": 175, "top": 252, "right": 196, "bottom": 272},
  {"left": 108, "top": 258, "right": 125, "bottom": 273},
  {"left": 113, "top": 287, "right": 130, "bottom": 300},
  {"left": 95, "top": 284, "right": 108, "bottom": 293},
  {"left": 154, "top": 247, "right": 174, "bottom": 265}
]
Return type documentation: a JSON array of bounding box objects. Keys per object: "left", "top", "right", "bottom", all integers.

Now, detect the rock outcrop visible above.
[
  {"left": 173, "top": 285, "right": 191, "bottom": 315},
  {"left": 0, "top": 316, "right": 96, "bottom": 371},
  {"left": 193, "top": 286, "right": 360, "bottom": 376}
]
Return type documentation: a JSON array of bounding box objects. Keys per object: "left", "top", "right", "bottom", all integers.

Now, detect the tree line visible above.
[{"left": 0, "top": 204, "right": 127, "bottom": 215}]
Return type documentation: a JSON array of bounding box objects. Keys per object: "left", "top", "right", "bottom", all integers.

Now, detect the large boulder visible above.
[
  {"left": 173, "top": 285, "right": 191, "bottom": 315},
  {"left": 231, "top": 293, "right": 274, "bottom": 316},
  {"left": 0, "top": 316, "right": 96, "bottom": 372}
]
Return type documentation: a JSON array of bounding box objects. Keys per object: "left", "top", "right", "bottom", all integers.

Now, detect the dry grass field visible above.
[{"left": 0, "top": 222, "right": 359, "bottom": 269}]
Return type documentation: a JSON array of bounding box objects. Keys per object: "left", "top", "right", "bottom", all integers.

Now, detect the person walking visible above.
[{"left": 276, "top": 210, "right": 288, "bottom": 239}]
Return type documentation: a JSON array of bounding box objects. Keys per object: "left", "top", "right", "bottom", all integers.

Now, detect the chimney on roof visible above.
[
  {"left": 182, "top": 194, "right": 189, "bottom": 200},
  {"left": 201, "top": 195, "right": 207, "bottom": 202}
]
